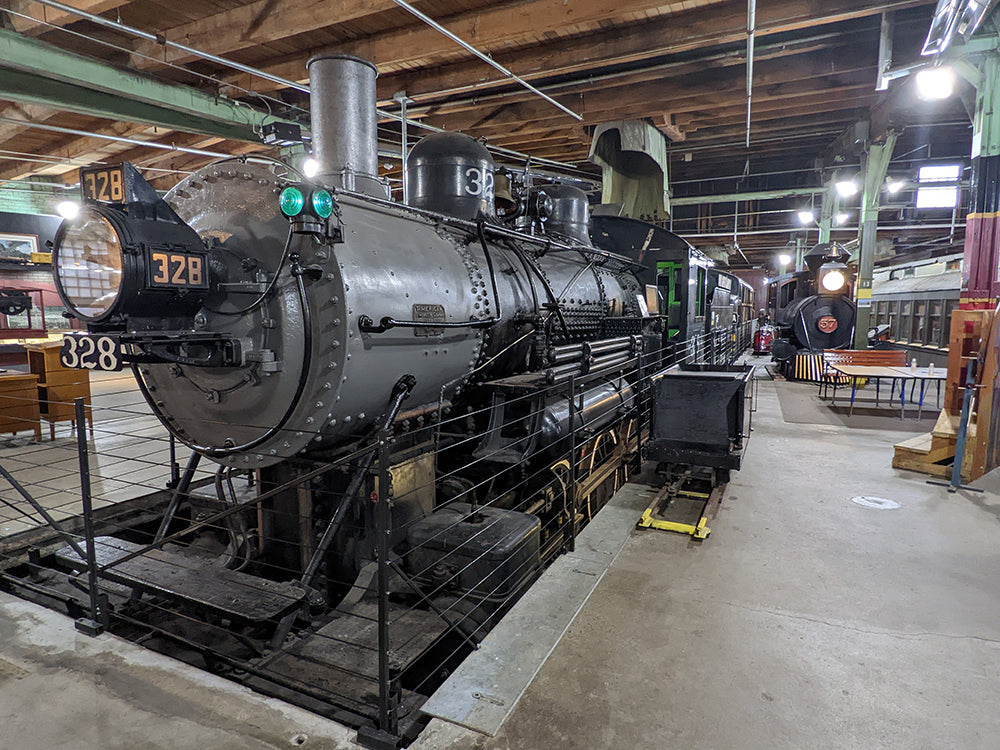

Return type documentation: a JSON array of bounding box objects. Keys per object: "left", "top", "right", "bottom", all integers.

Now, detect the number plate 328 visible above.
[{"left": 60, "top": 333, "right": 123, "bottom": 371}]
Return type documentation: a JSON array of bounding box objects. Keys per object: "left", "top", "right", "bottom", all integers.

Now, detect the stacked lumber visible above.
[
  {"left": 891, "top": 412, "right": 974, "bottom": 479},
  {"left": 893, "top": 305, "right": 998, "bottom": 482}
]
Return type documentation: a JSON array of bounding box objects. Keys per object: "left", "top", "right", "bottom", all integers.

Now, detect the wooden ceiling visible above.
[{"left": 0, "top": 0, "right": 974, "bottom": 266}]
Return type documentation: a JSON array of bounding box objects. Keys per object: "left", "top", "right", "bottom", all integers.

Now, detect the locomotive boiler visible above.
[{"left": 53, "top": 55, "right": 644, "bottom": 470}]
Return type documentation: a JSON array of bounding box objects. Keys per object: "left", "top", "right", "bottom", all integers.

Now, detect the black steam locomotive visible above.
[
  {"left": 766, "top": 242, "right": 857, "bottom": 360},
  {"left": 37, "top": 54, "right": 752, "bottom": 733}
]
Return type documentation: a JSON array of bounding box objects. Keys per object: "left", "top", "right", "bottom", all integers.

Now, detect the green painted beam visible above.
[{"left": 0, "top": 28, "right": 281, "bottom": 142}]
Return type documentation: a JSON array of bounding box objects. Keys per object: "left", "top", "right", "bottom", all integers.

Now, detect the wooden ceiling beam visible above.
[
  {"left": 134, "top": 0, "right": 725, "bottom": 76},
  {"left": 0, "top": 120, "right": 156, "bottom": 181},
  {"left": 435, "top": 58, "right": 876, "bottom": 137},
  {"left": 5, "top": 0, "right": 127, "bottom": 36},
  {"left": 221, "top": 0, "right": 733, "bottom": 92},
  {"left": 395, "top": 31, "right": 873, "bottom": 125},
  {"left": 0, "top": 101, "right": 56, "bottom": 146},
  {"left": 375, "top": 0, "right": 928, "bottom": 105}
]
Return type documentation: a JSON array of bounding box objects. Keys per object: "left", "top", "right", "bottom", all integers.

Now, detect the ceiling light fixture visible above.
[
  {"left": 797, "top": 210, "right": 815, "bottom": 224},
  {"left": 835, "top": 180, "right": 859, "bottom": 198},
  {"left": 915, "top": 66, "right": 954, "bottom": 100}
]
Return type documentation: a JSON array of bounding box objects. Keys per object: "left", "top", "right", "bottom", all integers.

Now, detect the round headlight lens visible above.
[
  {"left": 311, "top": 189, "right": 333, "bottom": 218},
  {"left": 821, "top": 270, "right": 846, "bottom": 292},
  {"left": 55, "top": 213, "right": 123, "bottom": 320},
  {"left": 279, "top": 186, "right": 305, "bottom": 216}
]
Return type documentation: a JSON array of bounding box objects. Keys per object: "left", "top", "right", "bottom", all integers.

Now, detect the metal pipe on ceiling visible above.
[
  {"left": 387, "top": 0, "right": 582, "bottom": 122},
  {"left": 0, "top": 116, "right": 231, "bottom": 158},
  {"left": 684, "top": 222, "right": 966, "bottom": 239},
  {"left": 745, "top": 0, "right": 756, "bottom": 151}
]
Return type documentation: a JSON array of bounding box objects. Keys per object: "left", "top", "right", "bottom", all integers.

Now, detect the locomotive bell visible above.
[
  {"left": 494, "top": 169, "right": 518, "bottom": 217},
  {"left": 406, "top": 132, "right": 496, "bottom": 221}
]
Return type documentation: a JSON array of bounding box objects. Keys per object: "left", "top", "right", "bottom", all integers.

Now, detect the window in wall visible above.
[{"left": 916, "top": 164, "right": 961, "bottom": 209}]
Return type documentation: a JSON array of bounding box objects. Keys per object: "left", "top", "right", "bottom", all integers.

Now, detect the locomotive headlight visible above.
[
  {"left": 822, "top": 271, "right": 846, "bottom": 292},
  {"left": 54, "top": 211, "right": 124, "bottom": 321},
  {"left": 818, "top": 261, "right": 849, "bottom": 294},
  {"left": 53, "top": 198, "right": 210, "bottom": 325}
]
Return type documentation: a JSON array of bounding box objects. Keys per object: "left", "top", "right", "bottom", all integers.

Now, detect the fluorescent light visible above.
[
  {"left": 57, "top": 200, "right": 79, "bottom": 219},
  {"left": 835, "top": 212, "right": 849, "bottom": 225},
  {"left": 797, "top": 210, "right": 815, "bottom": 224},
  {"left": 778, "top": 253, "right": 792, "bottom": 266},
  {"left": 886, "top": 179, "right": 906, "bottom": 194},
  {"left": 915, "top": 67, "right": 954, "bottom": 100},
  {"left": 302, "top": 157, "right": 319, "bottom": 178},
  {"left": 835, "top": 180, "right": 858, "bottom": 198}
]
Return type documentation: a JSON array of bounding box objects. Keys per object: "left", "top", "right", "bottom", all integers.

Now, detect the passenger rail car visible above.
[
  {"left": 870, "top": 253, "right": 962, "bottom": 366},
  {"left": 590, "top": 215, "right": 753, "bottom": 365}
]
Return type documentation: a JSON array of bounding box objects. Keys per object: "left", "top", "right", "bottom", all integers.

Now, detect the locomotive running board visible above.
[
  {"left": 55, "top": 536, "right": 308, "bottom": 621},
  {"left": 419, "top": 482, "right": 655, "bottom": 737}
]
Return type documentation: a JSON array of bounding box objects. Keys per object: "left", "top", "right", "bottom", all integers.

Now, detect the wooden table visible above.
[
  {"left": 888, "top": 367, "right": 947, "bottom": 420},
  {"left": 0, "top": 372, "right": 42, "bottom": 440},
  {"left": 829, "top": 365, "right": 906, "bottom": 416}
]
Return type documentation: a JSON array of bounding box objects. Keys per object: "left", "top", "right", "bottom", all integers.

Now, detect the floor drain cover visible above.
[{"left": 851, "top": 496, "right": 901, "bottom": 510}]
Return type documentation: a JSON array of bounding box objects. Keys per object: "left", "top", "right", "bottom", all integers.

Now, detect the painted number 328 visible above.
[
  {"left": 150, "top": 252, "right": 204, "bottom": 287},
  {"left": 60, "top": 334, "right": 122, "bottom": 371},
  {"left": 464, "top": 167, "right": 495, "bottom": 199}
]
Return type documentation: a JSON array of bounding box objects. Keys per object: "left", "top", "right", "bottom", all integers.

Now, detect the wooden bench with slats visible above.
[{"left": 819, "top": 349, "right": 907, "bottom": 399}]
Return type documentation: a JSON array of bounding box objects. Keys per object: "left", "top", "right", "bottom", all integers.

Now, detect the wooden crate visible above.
[{"left": 0, "top": 373, "right": 42, "bottom": 440}]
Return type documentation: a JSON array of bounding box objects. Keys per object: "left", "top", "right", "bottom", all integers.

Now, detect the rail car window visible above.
[
  {"left": 876, "top": 301, "right": 888, "bottom": 327},
  {"left": 927, "top": 300, "right": 943, "bottom": 347},
  {"left": 900, "top": 300, "right": 913, "bottom": 342},
  {"left": 887, "top": 301, "right": 899, "bottom": 339},
  {"left": 911, "top": 301, "right": 927, "bottom": 343},
  {"left": 656, "top": 261, "right": 684, "bottom": 332},
  {"left": 778, "top": 279, "right": 797, "bottom": 309},
  {"left": 696, "top": 267, "right": 707, "bottom": 317}
]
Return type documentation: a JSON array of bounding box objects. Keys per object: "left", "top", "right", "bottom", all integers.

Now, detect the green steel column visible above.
[
  {"left": 853, "top": 132, "right": 898, "bottom": 348},
  {"left": 817, "top": 182, "right": 836, "bottom": 245}
]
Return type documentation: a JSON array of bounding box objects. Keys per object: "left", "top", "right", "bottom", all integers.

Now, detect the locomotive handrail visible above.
[{"left": 357, "top": 315, "right": 496, "bottom": 333}]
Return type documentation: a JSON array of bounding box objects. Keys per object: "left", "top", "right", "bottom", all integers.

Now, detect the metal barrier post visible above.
[
  {"left": 74, "top": 397, "right": 107, "bottom": 637},
  {"left": 358, "top": 425, "right": 401, "bottom": 750},
  {"left": 565, "top": 375, "right": 577, "bottom": 553}
]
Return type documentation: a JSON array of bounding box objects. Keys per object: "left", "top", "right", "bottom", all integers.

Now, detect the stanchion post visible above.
[
  {"left": 74, "top": 397, "right": 107, "bottom": 637},
  {"left": 565, "top": 375, "right": 577, "bottom": 553},
  {"left": 358, "top": 426, "right": 401, "bottom": 750}
]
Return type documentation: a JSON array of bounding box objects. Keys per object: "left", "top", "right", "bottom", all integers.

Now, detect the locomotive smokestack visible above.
[{"left": 307, "top": 54, "right": 384, "bottom": 197}]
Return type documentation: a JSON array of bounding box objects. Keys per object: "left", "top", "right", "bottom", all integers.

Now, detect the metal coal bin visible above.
[{"left": 646, "top": 364, "right": 754, "bottom": 473}]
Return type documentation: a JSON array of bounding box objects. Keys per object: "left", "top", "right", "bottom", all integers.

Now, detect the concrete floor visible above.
[
  {"left": 419, "top": 374, "right": 1000, "bottom": 750},
  {"left": 2, "top": 371, "right": 999, "bottom": 749}
]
